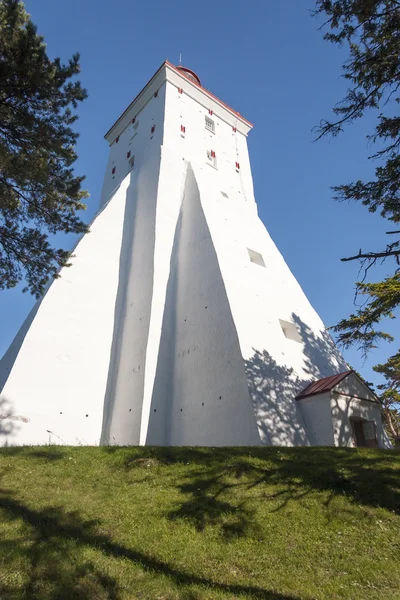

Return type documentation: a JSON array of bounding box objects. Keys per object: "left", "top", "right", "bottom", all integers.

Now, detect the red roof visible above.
[{"left": 296, "top": 371, "right": 352, "bottom": 399}]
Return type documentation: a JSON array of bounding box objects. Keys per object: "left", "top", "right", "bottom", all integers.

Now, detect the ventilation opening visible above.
[
  {"left": 206, "top": 149, "right": 217, "bottom": 169},
  {"left": 205, "top": 116, "right": 215, "bottom": 133},
  {"left": 247, "top": 248, "right": 265, "bottom": 267},
  {"left": 279, "top": 319, "right": 302, "bottom": 343},
  {"left": 221, "top": 191, "right": 229, "bottom": 198}
]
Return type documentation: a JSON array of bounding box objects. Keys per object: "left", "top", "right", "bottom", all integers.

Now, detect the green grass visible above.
[{"left": 0, "top": 447, "right": 399, "bottom": 600}]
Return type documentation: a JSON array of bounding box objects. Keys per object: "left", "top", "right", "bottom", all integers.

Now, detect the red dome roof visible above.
[{"left": 175, "top": 66, "right": 201, "bottom": 86}]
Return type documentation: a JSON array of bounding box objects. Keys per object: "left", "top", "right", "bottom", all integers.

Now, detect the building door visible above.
[{"left": 351, "top": 418, "right": 378, "bottom": 448}]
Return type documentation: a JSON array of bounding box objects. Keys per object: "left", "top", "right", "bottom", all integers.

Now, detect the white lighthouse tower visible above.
[{"left": 0, "top": 62, "right": 388, "bottom": 448}]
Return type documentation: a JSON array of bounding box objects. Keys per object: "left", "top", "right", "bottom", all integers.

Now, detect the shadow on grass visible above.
[
  {"left": 0, "top": 485, "right": 301, "bottom": 600},
  {"left": 1, "top": 447, "right": 399, "bottom": 598},
  {"left": 168, "top": 464, "right": 258, "bottom": 540},
  {"left": 0, "top": 446, "right": 67, "bottom": 461},
  {"left": 103, "top": 445, "right": 400, "bottom": 538}
]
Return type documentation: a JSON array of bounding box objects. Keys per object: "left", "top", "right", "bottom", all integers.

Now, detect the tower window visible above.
[
  {"left": 112, "top": 166, "right": 116, "bottom": 175},
  {"left": 133, "top": 119, "right": 139, "bottom": 129},
  {"left": 205, "top": 116, "right": 215, "bottom": 133},
  {"left": 206, "top": 149, "right": 217, "bottom": 168},
  {"left": 151, "top": 125, "right": 155, "bottom": 134},
  {"left": 279, "top": 319, "right": 302, "bottom": 343},
  {"left": 115, "top": 135, "right": 120, "bottom": 144},
  {"left": 127, "top": 150, "right": 131, "bottom": 159},
  {"left": 129, "top": 155, "right": 135, "bottom": 168},
  {"left": 221, "top": 191, "right": 229, "bottom": 198},
  {"left": 181, "top": 124, "right": 186, "bottom": 133},
  {"left": 247, "top": 248, "right": 265, "bottom": 267},
  {"left": 235, "top": 161, "right": 240, "bottom": 171},
  {"left": 154, "top": 90, "right": 159, "bottom": 98}
]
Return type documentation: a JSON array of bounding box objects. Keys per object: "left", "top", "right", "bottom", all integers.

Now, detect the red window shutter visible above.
[
  {"left": 132, "top": 117, "right": 136, "bottom": 124},
  {"left": 209, "top": 109, "right": 213, "bottom": 115},
  {"left": 112, "top": 167, "right": 116, "bottom": 174},
  {"left": 233, "top": 127, "right": 237, "bottom": 132},
  {"left": 235, "top": 162, "right": 240, "bottom": 169},
  {"left": 127, "top": 151, "right": 131, "bottom": 158},
  {"left": 211, "top": 150, "right": 216, "bottom": 158},
  {"left": 178, "top": 87, "right": 183, "bottom": 94},
  {"left": 181, "top": 124, "right": 185, "bottom": 133},
  {"left": 115, "top": 136, "right": 119, "bottom": 143},
  {"left": 151, "top": 125, "right": 155, "bottom": 133}
]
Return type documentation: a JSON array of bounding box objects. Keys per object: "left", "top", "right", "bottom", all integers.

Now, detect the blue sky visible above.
[{"left": 0, "top": 0, "right": 394, "bottom": 386}]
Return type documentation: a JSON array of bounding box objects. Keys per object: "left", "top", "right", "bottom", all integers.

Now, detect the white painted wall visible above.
[
  {"left": 0, "top": 62, "right": 353, "bottom": 447},
  {"left": 331, "top": 394, "right": 387, "bottom": 448},
  {"left": 297, "top": 393, "right": 335, "bottom": 446},
  {"left": 0, "top": 181, "right": 129, "bottom": 445},
  {"left": 334, "top": 372, "right": 377, "bottom": 402}
]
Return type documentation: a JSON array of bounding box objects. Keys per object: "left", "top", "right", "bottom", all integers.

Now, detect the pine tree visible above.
[
  {"left": 314, "top": 0, "right": 400, "bottom": 435},
  {"left": 0, "top": 0, "right": 88, "bottom": 297}
]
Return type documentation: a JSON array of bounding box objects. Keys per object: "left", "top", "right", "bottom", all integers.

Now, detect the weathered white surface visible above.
[
  {"left": 296, "top": 373, "right": 391, "bottom": 448},
  {"left": 297, "top": 392, "right": 335, "bottom": 446},
  {"left": 1, "top": 61, "right": 376, "bottom": 447},
  {"left": 331, "top": 395, "right": 387, "bottom": 447},
  {"left": 0, "top": 180, "right": 129, "bottom": 445},
  {"left": 330, "top": 373, "right": 389, "bottom": 448}
]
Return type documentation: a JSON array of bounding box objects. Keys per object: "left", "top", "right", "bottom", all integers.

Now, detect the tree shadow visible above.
[
  {"left": 0, "top": 445, "right": 67, "bottom": 461},
  {"left": 0, "top": 484, "right": 302, "bottom": 600},
  {"left": 244, "top": 313, "right": 349, "bottom": 446},
  {"left": 162, "top": 445, "right": 399, "bottom": 538},
  {"left": 168, "top": 460, "right": 259, "bottom": 540},
  {"left": 0, "top": 495, "right": 121, "bottom": 599},
  {"left": 0, "top": 396, "right": 19, "bottom": 442}
]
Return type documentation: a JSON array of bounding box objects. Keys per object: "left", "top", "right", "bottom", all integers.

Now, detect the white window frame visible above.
[{"left": 205, "top": 116, "right": 215, "bottom": 133}]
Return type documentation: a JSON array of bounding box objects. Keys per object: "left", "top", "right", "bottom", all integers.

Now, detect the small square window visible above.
[
  {"left": 247, "top": 248, "right": 265, "bottom": 267},
  {"left": 205, "top": 116, "right": 215, "bottom": 133},
  {"left": 279, "top": 319, "right": 302, "bottom": 343}
]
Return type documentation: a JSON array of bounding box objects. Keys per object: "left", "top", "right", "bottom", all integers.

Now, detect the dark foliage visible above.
[
  {"left": 0, "top": 0, "right": 88, "bottom": 297},
  {"left": 314, "top": 1, "right": 400, "bottom": 432}
]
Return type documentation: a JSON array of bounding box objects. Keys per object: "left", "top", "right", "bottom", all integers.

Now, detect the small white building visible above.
[
  {"left": 296, "top": 371, "right": 386, "bottom": 448},
  {"left": 0, "top": 62, "right": 390, "bottom": 448}
]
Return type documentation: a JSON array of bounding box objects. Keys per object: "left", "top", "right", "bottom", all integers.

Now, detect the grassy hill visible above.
[{"left": 0, "top": 446, "right": 399, "bottom": 600}]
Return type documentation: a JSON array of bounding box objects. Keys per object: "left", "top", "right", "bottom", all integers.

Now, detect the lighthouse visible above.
[{"left": 0, "top": 61, "right": 388, "bottom": 448}]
